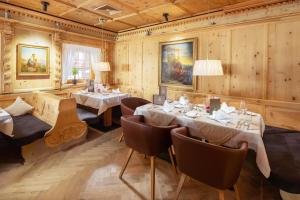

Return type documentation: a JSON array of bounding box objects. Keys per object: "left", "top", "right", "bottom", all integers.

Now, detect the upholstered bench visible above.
[
  {"left": 11, "top": 114, "right": 52, "bottom": 146},
  {"left": 0, "top": 132, "right": 21, "bottom": 162},
  {"left": 263, "top": 126, "right": 300, "bottom": 199},
  {"left": 0, "top": 92, "right": 88, "bottom": 163},
  {"left": 77, "top": 107, "right": 98, "bottom": 124}
]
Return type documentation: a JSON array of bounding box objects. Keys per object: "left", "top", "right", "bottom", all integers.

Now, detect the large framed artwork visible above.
[
  {"left": 159, "top": 38, "right": 197, "bottom": 90},
  {"left": 17, "top": 44, "right": 50, "bottom": 79}
]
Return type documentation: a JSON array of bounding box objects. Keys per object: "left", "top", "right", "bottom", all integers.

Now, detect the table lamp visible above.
[
  {"left": 193, "top": 60, "right": 223, "bottom": 113},
  {"left": 193, "top": 60, "right": 223, "bottom": 76},
  {"left": 93, "top": 62, "right": 111, "bottom": 84}
]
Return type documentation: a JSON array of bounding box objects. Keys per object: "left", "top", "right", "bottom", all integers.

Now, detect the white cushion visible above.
[{"left": 4, "top": 97, "right": 33, "bottom": 116}]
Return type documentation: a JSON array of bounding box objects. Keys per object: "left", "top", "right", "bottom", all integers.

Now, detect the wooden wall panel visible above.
[
  {"left": 128, "top": 40, "right": 143, "bottom": 90},
  {"left": 268, "top": 21, "right": 300, "bottom": 103},
  {"left": 197, "top": 30, "right": 231, "bottom": 95},
  {"left": 114, "top": 42, "right": 129, "bottom": 86},
  {"left": 265, "top": 106, "right": 300, "bottom": 131},
  {"left": 113, "top": 16, "right": 300, "bottom": 131},
  {"left": 230, "top": 25, "right": 265, "bottom": 99},
  {"left": 142, "top": 39, "right": 160, "bottom": 100},
  {"left": 0, "top": 21, "right": 115, "bottom": 94}
]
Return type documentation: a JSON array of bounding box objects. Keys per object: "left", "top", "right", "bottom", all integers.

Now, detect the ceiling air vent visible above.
[{"left": 94, "top": 4, "right": 122, "bottom": 15}]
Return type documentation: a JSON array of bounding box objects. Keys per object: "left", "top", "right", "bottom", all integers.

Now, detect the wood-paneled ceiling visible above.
[{"left": 2, "top": 0, "right": 282, "bottom": 32}]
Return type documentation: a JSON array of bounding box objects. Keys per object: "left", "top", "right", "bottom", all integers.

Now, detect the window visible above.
[{"left": 62, "top": 43, "right": 101, "bottom": 84}]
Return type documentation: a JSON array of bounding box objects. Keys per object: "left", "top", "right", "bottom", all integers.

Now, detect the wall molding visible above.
[
  {"left": 117, "top": 0, "right": 299, "bottom": 39},
  {"left": 0, "top": 2, "right": 117, "bottom": 41},
  {"left": 0, "top": 22, "right": 14, "bottom": 93}
]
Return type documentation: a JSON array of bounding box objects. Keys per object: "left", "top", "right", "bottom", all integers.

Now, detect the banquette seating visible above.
[
  {"left": 263, "top": 126, "right": 300, "bottom": 197},
  {"left": 76, "top": 106, "right": 98, "bottom": 125},
  {"left": 0, "top": 92, "right": 87, "bottom": 163}
]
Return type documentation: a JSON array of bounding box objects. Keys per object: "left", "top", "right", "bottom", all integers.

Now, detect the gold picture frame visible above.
[
  {"left": 159, "top": 38, "right": 197, "bottom": 90},
  {"left": 17, "top": 44, "right": 50, "bottom": 80}
]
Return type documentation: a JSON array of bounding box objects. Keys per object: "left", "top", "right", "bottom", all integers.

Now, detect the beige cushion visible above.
[{"left": 4, "top": 97, "right": 33, "bottom": 116}]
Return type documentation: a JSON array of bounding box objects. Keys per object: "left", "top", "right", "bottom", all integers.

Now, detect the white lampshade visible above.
[
  {"left": 93, "top": 62, "right": 111, "bottom": 72},
  {"left": 92, "top": 62, "right": 111, "bottom": 83},
  {"left": 193, "top": 60, "right": 224, "bottom": 76}
]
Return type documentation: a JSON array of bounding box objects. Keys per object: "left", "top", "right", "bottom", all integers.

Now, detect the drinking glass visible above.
[{"left": 240, "top": 100, "right": 247, "bottom": 115}]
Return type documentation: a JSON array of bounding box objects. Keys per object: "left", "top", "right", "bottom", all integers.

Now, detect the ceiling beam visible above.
[
  {"left": 163, "top": 0, "right": 193, "bottom": 15},
  {"left": 59, "top": 0, "right": 96, "bottom": 16},
  {"left": 223, "top": 0, "right": 288, "bottom": 12},
  {"left": 107, "top": 0, "right": 161, "bottom": 22},
  {"left": 51, "top": 0, "right": 138, "bottom": 28}
]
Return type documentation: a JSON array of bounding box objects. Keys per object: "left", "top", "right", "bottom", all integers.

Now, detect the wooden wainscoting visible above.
[{"left": 113, "top": 7, "right": 300, "bottom": 132}]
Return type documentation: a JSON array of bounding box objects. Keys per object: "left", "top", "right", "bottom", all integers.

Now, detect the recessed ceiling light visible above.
[{"left": 41, "top": 1, "right": 50, "bottom": 12}]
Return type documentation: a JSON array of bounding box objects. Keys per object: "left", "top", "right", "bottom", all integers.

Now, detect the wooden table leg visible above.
[{"left": 103, "top": 108, "right": 112, "bottom": 127}]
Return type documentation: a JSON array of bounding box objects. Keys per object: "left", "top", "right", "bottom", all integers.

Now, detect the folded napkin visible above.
[
  {"left": 94, "top": 84, "right": 107, "bottom": 93},
  {"left": 0, "top": 110, "right": 10, "bottom": 122},
  {"left": 162, "top": 100, "right": 174, "bottom": 112},
  {"left": 81, "top": 88, "right": 88, "bottom": 93},
  {"left": 0, "top": 110, "right": 13, "bottom": 137},
  {"left": 112, "top": 88, "right": 121, "bottom": 94},
  {"left": 209, "top": 110, "right": 232, "bottom": 125},
  {"left": 179, "top": 96, "right": 189, "bottom": 105},
  {"left": 246, "top": 111, "right": 258, "bottom": 116},
  {"left": 185, "top": 110, "right": 198, "bottom": 118},
  {"left": 221, "top": 102, "right": 236, "bottom": 114}
]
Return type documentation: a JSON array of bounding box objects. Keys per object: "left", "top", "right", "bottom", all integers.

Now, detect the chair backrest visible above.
[
  {"left": 171, "top": 127, "right": 248, "bottom": 190},
  {"left": 120, "top": 97, "right": 151, "bottom": 116},
  {"left": 121, "top": 115, "right": 177, "bottom": 156}
]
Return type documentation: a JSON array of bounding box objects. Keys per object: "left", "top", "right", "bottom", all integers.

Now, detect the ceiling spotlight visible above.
[
  {"left": 163, "top": 13, "right": 169, "bottom": 22},
  {"left": 98, "top": 17, "right": 106, "bottom": 25},
  {"left": 41, "top": 1, "right": 50, "bottom": 12},
  {"left": 145, "top": 30, "right": 152, "bottom": 36}
]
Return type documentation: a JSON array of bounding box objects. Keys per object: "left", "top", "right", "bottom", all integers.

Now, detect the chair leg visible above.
[
  {"left": 234, "top": 184, "right": 241, "bottom": 200},
  {"left": 118, "top": 132, "right": 124, "bottom": 142},
  {"left": 168, "top": 148, "right": 177, "bottom": 174},
  {"left": 119, "top": 148, "right": 134, "bottom": 179},
  {"left": 171, "top": 145, "right": 175, "bottom": 154},
  {"left": 175, "top": 174, "right": 187, "bottom": 200},
  {"left": 150, "top": 156, "right": 156, "bottom": 200},
  {"left": 218, "top": 190, "right": 225, "bottom": 200}
]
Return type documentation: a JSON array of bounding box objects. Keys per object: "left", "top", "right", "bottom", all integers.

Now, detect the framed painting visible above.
[
  {"left": 17, "top": 44, "right": 50, "bottom": 79},
  {"left": 159, "top": 38, "right": 197, "bottom": 90}
]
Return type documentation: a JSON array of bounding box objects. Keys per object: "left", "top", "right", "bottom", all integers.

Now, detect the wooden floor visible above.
[{"left": 0, "top": 128, "right": 281, "bottom": 200}]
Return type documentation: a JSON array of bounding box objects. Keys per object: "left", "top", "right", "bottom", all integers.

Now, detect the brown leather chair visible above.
[
  {"left": 118, "top": 97, "right": 151, "bottom": 142},
  {"left": 171, "top": 127, "right": 248, "bottom": 200},
  {"left": 119, "top": 115, "right": 178, "bottom": 200}
]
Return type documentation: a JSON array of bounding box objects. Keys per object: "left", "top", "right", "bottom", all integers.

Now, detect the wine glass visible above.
[
  {"left": 240, "top": 100, "right": 251, "bottom": 128},
  {"left": 240, "top": 100, "right": 247, "bottom": 115}
]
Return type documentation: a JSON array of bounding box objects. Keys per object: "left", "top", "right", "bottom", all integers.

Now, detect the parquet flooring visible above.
[{"left": 0, "top": 128, "right": 281, "bottom": 200}]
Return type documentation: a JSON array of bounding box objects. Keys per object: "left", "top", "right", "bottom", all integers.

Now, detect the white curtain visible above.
[{"left": 62, "top": 43, "right": 101, "bottom": 84}]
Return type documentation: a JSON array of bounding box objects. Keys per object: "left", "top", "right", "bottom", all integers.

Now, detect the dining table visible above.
[
  {"left": 72, "top": 91, "right": 129, "bottom": 127},
  {"left": 134, "top": 102, "right": 270, "bottom": 178}
]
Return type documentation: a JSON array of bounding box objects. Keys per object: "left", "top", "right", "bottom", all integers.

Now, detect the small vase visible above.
[{"left": 72, "top": 79, "right": 77, "bottom": 85}]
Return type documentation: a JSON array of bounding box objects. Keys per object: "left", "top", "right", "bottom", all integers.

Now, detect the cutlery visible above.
[{"left": 236, "top": 120, "right": 241, "bottom": 128}]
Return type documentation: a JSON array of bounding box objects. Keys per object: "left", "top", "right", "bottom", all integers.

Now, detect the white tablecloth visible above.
[
  {"left": 72, "top": 92, "right": 129, "bottom": 115},
  {"left": 0, "top": 109, "right": 13, "bottom": 137},
  {"left": 134, "top": 103, "right": 270, "bottom": 178}
]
